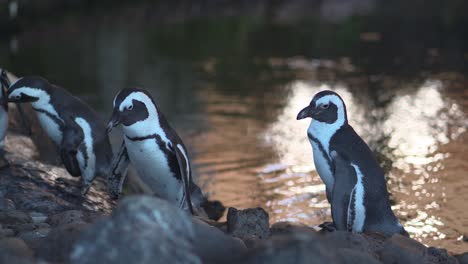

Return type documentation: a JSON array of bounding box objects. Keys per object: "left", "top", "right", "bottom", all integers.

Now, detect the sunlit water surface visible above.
[{"left": 1, "top": 7, "right": 467, "bottom": 253}]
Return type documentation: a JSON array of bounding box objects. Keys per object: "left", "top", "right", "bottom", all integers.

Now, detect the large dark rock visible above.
[
  {"left": 336, "top": 248, "right": 382, "bottom": 264},
  {"left": 241, "top": 232, "right": 340, "bottom": 264},
  {"left": 227, "top": 207, "right": 270, "bottom": 241},
  {"left": 378, "top": 234, "right": 428, "bottom": 264},
  {"left": 70, "top": 196, "right": 201, "bottom": 264},
  {"left": 191, "top": 218, "right": 247, "bottom": 264}
]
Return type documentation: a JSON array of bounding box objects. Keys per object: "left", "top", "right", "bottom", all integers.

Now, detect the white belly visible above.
[
  {"left": 124, "top": 137, "right": 182, "bottom": 203},
  {"left": 36, "top": 112, "right": 62, "bottom": 145},
  {"left": 311, "top": 140, "right": 334, "bottom": 189}
]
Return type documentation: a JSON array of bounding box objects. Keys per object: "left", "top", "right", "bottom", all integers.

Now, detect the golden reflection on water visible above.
[{"left": 261, "top": 77, "right": 467, "bottom": 252}]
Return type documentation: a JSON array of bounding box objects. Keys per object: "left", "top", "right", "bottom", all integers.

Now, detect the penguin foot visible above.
[{"left": 319, "top": 221, "right": 337, "bottom": 232}]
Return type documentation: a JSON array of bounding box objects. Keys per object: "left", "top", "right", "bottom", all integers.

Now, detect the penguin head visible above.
[
  {"left": 7, "top": 76, "right": 51, "bottom": 104},
  {"left": 107, "top": 88, "right": 159, "bottom": 135},
  {"left": 296, "top": 90, "right": 347, "bottom": 124}
]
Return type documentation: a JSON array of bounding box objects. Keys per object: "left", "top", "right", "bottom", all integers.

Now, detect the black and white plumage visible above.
[
  {"left": 297, "top": 90, "right": 406, "bottom": 235},
  {"left": 0, "top": 70, "right": 10, "bottom": 149},
  {"left": 7, "top": 76, "right": 113, "bottom": 195},
  {"left": 106, "top": 88, "right": 203, "bottom": 214}
]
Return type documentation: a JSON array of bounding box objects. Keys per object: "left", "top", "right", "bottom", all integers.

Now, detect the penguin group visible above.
[{"left": 0, "top": 69, "right": 407, "bottom": 235}]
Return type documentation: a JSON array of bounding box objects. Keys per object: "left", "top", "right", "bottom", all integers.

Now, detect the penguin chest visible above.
[
  {"left": 124, "top": 138, "right": 181, "bottom": 202},
  {"left": 36, "top": 112, "right": 63, "bottom": 145},
  {"left": 74, "top": 117, "right": 96, "bottom": 182},
  {"left": 310, "top": 140, "right": 334, "bottom": 189}
]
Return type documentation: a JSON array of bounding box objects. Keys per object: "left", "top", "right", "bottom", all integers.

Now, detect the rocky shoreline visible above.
[{"left": 0, "top": 115, "right": 466, "bottom": 264}]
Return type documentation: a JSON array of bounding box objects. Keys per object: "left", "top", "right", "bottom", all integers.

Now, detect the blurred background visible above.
[{"left": 0, "top": 0, "right": 467, "bottom": 253}]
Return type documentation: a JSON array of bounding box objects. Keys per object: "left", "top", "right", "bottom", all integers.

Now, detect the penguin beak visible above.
[
  {"left": 106, "top": 111, "right": 120, "bottom": 133},
  {"left": 297, "top": 105, "right": 316, "bottom": 120}
]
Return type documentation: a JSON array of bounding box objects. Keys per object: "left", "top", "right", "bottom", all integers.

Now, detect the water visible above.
[{"left": 1, "top": 2, "right": 467, "bottom": 253}]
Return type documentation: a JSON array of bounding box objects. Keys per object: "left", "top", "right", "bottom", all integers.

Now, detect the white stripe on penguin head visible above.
[
  {"left": 308, "top": 94, "right": 346, "bottom": 157},
  {"left": 9, "top": 86, "right": 63, "bottom": 121},
  {"left": 118, "top": 91, "right": 170, "bottom": 145}
]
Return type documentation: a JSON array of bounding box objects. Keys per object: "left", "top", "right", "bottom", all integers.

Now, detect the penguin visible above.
[
  {"left": 297, "top": 90, "right": 406, "bottom": 235},
  {"left": 7, "top": 76, "right": 113, "bottom": 195},
  {"left": 0, "top": 70, "right": 10, "bottom": 149},
  {"left": 106, "top": 88, "right": 209, "bottom": 215}
]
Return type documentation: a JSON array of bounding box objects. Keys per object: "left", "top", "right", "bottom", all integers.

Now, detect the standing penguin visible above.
[
  {"left": 106, "top": 88, "right": 207, "bottom": 214},
  {"left": 7, "top": 76, "right": 113, "bottom": 195},
  {"left": 0, "top": 70, "right": 10, "bottom": 150},
  {"left": 297, "top": 90, "right": 406, "bottom": 235}
]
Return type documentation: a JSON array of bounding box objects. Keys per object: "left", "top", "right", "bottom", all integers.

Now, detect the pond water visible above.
[{"left": 1, "top": 2, "right": 467, "bottom": 253}]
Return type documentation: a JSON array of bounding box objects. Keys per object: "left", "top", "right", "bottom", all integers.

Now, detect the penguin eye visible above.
[
  {"left": 14, "top": 94, "right": 21, "bottom": 100},
  {"left": 126, "top": 105, "right": 133, "bottom": 111},
  {"left": 320, "top": 103, "right": 329, "bottom": 109}
]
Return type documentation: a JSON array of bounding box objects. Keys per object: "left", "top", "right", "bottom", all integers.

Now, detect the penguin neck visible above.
[
  {"left": 28, "top": 90, "right": 62, "bottom": 121},
  {"left": 308, "top": 112, "right": 347, "bottom": 156},
  {"left": 122, "top": 107, "right": 171, "bottom": 146}
]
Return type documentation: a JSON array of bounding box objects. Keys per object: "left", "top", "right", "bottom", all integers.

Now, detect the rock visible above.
[
  {"left": 227, "top": 207, "right": 270, "bottom": 240},
  {"left": 47, "top": 210, "right": 87, "bottom": 226},
  {"left": 0, "top": 238, "right": 34, "bottom": 258},
  {"left": 34, "top": 223, "right": 87, "bottom": 263},
  {"left": 322, "top": 231, "right": 376, "bottom": 256},
  {"left": 241, "top": 232, "right": 339, "bottom": 264},
  {"left": 70, "top": 195, "right": 201, "bottom": 264},
  {"left": 0, "top": 198, "right": 16, "bottom": 210},
  {"left": 18, "top": 228, "right": 51, "bottom": 242},
  {"left": 426, "top": 247, "right": 458, "bottom": 264},
  {"left": 336, "top": 248, "right": 381, "bottom": 264},
  {"left": 0, "top": 210, "right": 32, "bottom": 226},
  {"left": 191, "top": 218, "right": 246, "bottom": 264},
  {"left": 456, "top": 253, "right": 468, "bottom": 264},
  {"left": 0, "top": 238, "right": 35, "bottom": 264},
  {"left": 0, "top": 228, "right": 15, "bottom": 238},
  {"left": 378, "top": 234, "right": 427, "bottom": 264},
  {"left": 29, "top": 212, "right": 47, "bottom": 224},
  {"left": 270, "top": 221, "right": 317, "bottom": 237},
  {"left": 14, "top": 222, "right": 50, "bottom": 233}
]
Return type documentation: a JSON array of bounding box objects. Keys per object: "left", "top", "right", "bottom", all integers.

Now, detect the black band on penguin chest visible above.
[
  {"left": 125, "top": 134, "right": 181, "bottom": 181},
  {"left": 308, "top": 133, "right": 333, "bottom": 173},
  {"left": 33, "top": 107, "right": 65, "bottom": 129}
]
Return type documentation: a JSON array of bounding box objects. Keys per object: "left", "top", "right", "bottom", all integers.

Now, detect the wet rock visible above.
[
  {"left": 378, "top": 234, "right": 427, "bottom": 264},
  {"left": 71, "top": 196, "right": 201, "bottom": 264},
  {"left": 241, "top": 232, "right": 339, "bottom": 264},
  {"left": 47, "top": 210, "right": 88, "bottom": 226},
  {"left": 0, "top": 210, "right": 32, "bottom": 226},
  {"left": 0, "top": 198, "right": 16, "bottom": 210},
  {"left": 34, "top": 223, "right": 87, "bottom": 263},
  {"left": 456, "top": 253, "right": 468, "bottom": 264},
  {"left": 29, "top": 212, "right": 47, "bottom": 224},
  {"left": 191, "top": 218, "right": 246, "bottom": 264},
  {"left": 227, "top": 207, "right": 270, "bottom": 241},
  {"left": 336, "top": 248, "right": 381, "bottom": 264}
]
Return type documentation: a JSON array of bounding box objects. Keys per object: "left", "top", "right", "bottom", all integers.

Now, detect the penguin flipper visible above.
[
  {"left": 107, "top": 140, "right": 130, "bottom": 199},
  {"left": 174, "top": 143, "right": 194, "bottom": 215},
  {"left": 60, "top": 149, "right": 81, "bottom": 177},
  {"left": 330, "top": 151, "right": 356, "bottom": 231},
  {"left": 60, "top": 118, "right": 85, "bottom": 177}
]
